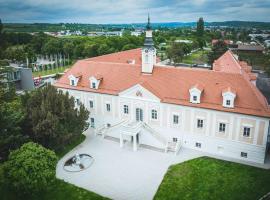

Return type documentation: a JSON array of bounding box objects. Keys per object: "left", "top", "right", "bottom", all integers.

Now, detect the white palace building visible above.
[{"left": 54, "top": 19, "right": 270, "bottom": 164}]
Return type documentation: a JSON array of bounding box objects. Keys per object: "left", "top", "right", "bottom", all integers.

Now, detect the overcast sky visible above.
[{"left": 1, "top": 0, "right": 270, "bottom": 23}]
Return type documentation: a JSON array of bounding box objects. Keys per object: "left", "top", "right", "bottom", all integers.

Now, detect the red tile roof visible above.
[{"left": 54, "top": 49, "right": 270, "bottom": 118}]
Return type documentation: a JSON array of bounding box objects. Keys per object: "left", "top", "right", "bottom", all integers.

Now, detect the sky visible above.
[{"left": 0, "top": 0, "right": 270, "bottom": 23}]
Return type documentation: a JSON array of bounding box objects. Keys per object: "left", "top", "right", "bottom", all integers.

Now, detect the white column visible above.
[
  {"left": 133, "top": 135, "right": 137, "bottom": 151},
  {"left": 120, "top": 133, "right": 123, "bottom": 148}
]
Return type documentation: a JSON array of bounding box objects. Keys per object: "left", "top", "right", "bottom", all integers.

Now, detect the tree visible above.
[
  {"left": 0, "top": 66, "right": 28, "bottom": 161},
  {"left": 166, "top": 42, "right": 185, "bottom": 64},
  {"left": 42, "top": 38, "right": 63, "bottom": 55},
  {"left": 197, "top": 17, "right": 204, "bottom": 37},
  {"left": 0, "top": 19, "right": 6, "bottom": 58},
  {"left": 83, "top": 43, "right": 99, "bottom": 58},
  {"left": 3, "top": 142, "right": 57, "bottom": 196},
  {"left": 122, "top": 44, "right": 137, "bottom": 51},
  {"left": 98, "top": 44, "right": 111, "bottom": 55},
  {"left": 207, "top": 40, "right": 228, "bottom": 65},
  {"left": 21, "top": 85, "right": 89, "bottom": 151},
  {"left": 196, "top": 37, "right": 206, "bottom": 49},
  {"left": 265, "top": 54, "right": 270, "bottom": 76},
  {"left": 63, "top": 41, "right": 74, "bottom": 58}
]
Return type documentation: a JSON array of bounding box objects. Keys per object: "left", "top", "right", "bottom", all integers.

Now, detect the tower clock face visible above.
[{"left": 145, "top": 49, "right": 148, "bottom": 53}]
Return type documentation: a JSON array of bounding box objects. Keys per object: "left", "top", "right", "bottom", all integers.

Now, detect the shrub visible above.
[{"left": 3, "top": 142, "right": 58, "bottom": 195}]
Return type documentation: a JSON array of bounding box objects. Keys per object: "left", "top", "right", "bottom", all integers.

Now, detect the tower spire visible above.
[{"left": 146, "top": 13, "right": 151, "bottom": 30}]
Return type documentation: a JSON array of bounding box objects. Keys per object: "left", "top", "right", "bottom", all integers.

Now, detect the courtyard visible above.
[{"left": 56, "top": 129, "right": 203, "bottom": 200}]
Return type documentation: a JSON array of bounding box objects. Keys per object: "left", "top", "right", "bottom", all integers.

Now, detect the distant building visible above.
[
  {"left": 131, "top": 31, "right": 143, "bottom": 36},
  {"left": 175, "top": 40, "right": 193, "bottom": 44},
  {"left": 237, "top": 44, "right": 265, "bottom": 53},
  {"left": 212, "top": 39, "right": 233, "bottom": 46},
  {"left": 264, "top": 40, "right": 270, "bottom": 48},
  {"left": 87, "top": 31, "right": 123, "bottom": 37},
  {"left": 1, "top": 64, "right": 35, "bottom": 92},
  {"left": 249, "top": 34, "right": 270, "bottom": 40}
]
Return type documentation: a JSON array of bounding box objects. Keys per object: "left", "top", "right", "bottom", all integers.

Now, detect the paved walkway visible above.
[{"left": 56, "top": 129, "right": 203, "bottom": 200}]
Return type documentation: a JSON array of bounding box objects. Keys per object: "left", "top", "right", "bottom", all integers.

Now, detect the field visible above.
[
  {"left": 182, "top": 50, "right": 209, "bottom": 64},
  {"left": 32, "top": 65, "right": 71, "bottom": 77}
]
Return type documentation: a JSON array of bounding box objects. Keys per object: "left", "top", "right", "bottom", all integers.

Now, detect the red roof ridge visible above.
[
  {"left": 222, "top": 86, "right": 236, "bottom": 94},
  {"left": 84, "top": 48, "right": 142, "bottom": 62}
]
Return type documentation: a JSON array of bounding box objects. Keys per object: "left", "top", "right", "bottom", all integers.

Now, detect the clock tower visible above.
[{"left": 142, "top": 14, "right": 156, "bottom": 74}]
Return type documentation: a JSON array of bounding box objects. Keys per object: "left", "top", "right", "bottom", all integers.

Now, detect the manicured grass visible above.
[
  {"left": 0, "top": 134, "right": 109, "bottom": 200},
  {"left": 154, "top": 157, "right": 270, "bottom": 200},
  {"left": 32, "top": 65, "right": 71, "bottom": 77},
  {"left": 182, "top": 50, "right": 209, "bottom": 64}
]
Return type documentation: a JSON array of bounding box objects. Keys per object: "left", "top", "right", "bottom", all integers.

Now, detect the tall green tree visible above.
[
  {"left": 21, "top": 85, "right": 89, "bottom": 151},
  {"left": 207, "top": 40, "right": 228, "bottom": 65},
  {"left": 197, "top": 17, "right": 204, "bottom": 37},
  {"left": 166, "top": 42, "right": 185, "bottom": 64},
  {"left": 0, "top": 66, "right": 28, "bottom": 161},
  {"left": 3, "top": 142, "right": 57, "bottom": 197}
]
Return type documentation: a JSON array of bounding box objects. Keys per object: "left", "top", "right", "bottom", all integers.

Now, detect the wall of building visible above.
[{"left": 59, "top": 88, "right": 269, "bottom": 164}]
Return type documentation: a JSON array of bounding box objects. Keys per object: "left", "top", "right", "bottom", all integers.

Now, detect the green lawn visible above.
[
  {"left": 182, "top": 50, "right": 209, "bottom": 64},
  {"left": 32, "top": 65, "right": 71, "bottom": 77},
  {"left": 0, "top": 134, "right": 109, "bottom": 200},
  {"left": 154, "top": 157, "right": 270, "bottom": 200}
]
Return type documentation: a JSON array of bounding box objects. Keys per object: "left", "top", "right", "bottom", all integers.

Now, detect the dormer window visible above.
[
  {"left": 222, "top": 87, "right": 236, "bottom": 108},
  {"left": 189, "top": 84, "right": 203, "bottom": 104},
  {"left": 89, "top": 74, "right": 103, "bottom": 90},
  {"left": 71, "top": 79, "right": 75, "bottom": 86},
  {"left": 92, "top": 82, "right": 96, "bottom": 89},
  {"left": 68, "top": 74, "right": 81, "bottom": 86}
]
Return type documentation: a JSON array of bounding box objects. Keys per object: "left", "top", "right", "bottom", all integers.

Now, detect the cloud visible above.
[{"left": 0, "top": 0, "right": 269, "bottom": 23}]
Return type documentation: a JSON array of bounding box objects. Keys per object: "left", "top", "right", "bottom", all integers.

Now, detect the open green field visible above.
[
  {"left": 32, "top": 65, "right": 71, "bottom": 77},
  {"left": 0, "top": 134, "right": 108, "bottom": 200},
  {"left": 154, "top": 157, "right": 270, "bottom": 200},
  {"left": 182, "top": 50, "right": 209, "bottom": 64}
]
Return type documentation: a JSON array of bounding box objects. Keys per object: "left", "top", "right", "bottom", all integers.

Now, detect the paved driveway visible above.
[{"left": 56, "top": 129, "right": 203, "bottom": 200}]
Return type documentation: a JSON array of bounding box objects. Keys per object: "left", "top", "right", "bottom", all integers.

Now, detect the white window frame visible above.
[
  {"left": 241, "top": 152, "right": 247, "bottom": 158},
  {"left": 243, "top": 126, "right": 251, "bottom": 137},
  {"left": 106, "top": 103, "right": 111, "bottom": 112},
  {"left": 195, "top": 142, "right": 202, "bottom": 148},
  {"left": 219, "top": 122, "right": 226, "bottom": 133},
  {"left": 173, "top": 114, "right": 179, "bottom": 124},
  {"left": 68, "top": 75, "right": 79, "bottom": 86},
  {"left": 71, "top": 79, "right": 75, "bottom": 86},
  {"left": 91, "top": 82, "right": 96, "bottom": 89},
  {"left": 123, "top": 105, "right": 129, "bottom": 114},
  {"left": 75, "top": 97, "right": 80, "bottom": 106},
  {"left": 89, "top": 100, "right": 94, "bottom": 109},
  {"left": 222, "top": 91, "right": 236, "bottom": 108},
  {"left": 151, "top": 109, "right": 158, "bottom": 120},
  {"left": 90, "top": 118, "right": 95, "bottom": 128},
  {"left": 197, "top": 119, "right": 204, "bottom": 129},
  {"left": 189, "top": 87, "right": 202, "bottom": 104}
]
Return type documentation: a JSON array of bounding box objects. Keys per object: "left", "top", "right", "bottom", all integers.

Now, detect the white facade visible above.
[{"left": 59, "top": 83, "right": 270, "bottom": 164}]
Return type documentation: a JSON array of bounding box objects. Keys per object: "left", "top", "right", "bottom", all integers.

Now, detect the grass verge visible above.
[{"left": 154, "top": 157, "right": 270, "bottom": 200}]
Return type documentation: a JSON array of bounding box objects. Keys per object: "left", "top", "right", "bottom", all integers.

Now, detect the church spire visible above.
[{"left": 146, "top": 13, "right": 151, "bottom": 30}]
